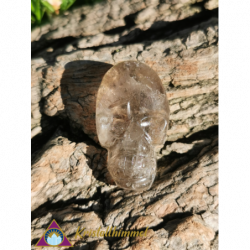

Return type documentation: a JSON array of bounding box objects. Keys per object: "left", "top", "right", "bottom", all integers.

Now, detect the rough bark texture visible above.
[{"left": 31, "top": 0, "right": 218, "bottom": 249}]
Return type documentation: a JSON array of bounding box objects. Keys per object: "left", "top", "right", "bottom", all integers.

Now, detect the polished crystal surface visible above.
[{"left": 96, "top": 61, "right": 170, "bottom": 191}]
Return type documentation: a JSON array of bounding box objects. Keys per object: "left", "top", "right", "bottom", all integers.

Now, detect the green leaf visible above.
[
  {"left": 60, "top": 0, "right": 76, "bottom": 11},
  {"left": 31, "top": 15, "right": 36, "bottom": 23},
  {"left": 41, "top": 0, "right": 55, "bottom": 13},
  {"left": 66, "top": 0, "right": 76, "bottom": 9},
  {"left": 60, "top": 0, "right": 68, "bottom": 11},
  {"left": 31, "top": 0, "right": 35, "bottom": 13},
  {"left": 33, "top": 0, "right": 41, "bottom": 23}
]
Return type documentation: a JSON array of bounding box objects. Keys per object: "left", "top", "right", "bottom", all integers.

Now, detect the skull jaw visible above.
[
  {"left": 108, "top": 151, "right": 156, "bottom": 192},
  {"left": 112, "top": 172, "right": 156, "bottom": 192}
]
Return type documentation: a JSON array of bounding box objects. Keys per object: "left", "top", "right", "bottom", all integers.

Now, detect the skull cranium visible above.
[{"left": 96, "top": 61, "right": 169, "bottom": 191}]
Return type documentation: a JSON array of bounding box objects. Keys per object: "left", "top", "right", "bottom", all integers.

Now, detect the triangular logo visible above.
[{"left": 35, "top": 219, "right": 73, "bottom": 247}]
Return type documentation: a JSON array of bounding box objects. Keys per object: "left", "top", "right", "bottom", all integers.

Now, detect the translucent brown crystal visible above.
[{"left": 96, "top": 61, "right": 170, "bottom": 191}]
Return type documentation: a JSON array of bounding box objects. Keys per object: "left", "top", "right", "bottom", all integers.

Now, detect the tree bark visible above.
[{"left": 31, "top": 0, "right": 218, "bottom": 249}]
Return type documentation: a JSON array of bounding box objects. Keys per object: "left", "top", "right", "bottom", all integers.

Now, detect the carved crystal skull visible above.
[{"left": 96, "top": 61, "right": 169, "bottom": 191}]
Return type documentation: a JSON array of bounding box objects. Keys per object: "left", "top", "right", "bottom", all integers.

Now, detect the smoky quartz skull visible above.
[{"left": 96, "top": 61, "right": 169, "bottom": 191}]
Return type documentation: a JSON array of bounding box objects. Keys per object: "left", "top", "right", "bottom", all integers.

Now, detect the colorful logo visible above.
[{"left": 35, "top": 219, "right": 73, "bottom": 247}]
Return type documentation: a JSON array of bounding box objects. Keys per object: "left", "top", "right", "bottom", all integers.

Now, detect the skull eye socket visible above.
[
  {"left": 153, "top": 117, "right": 167, "bottom": 129},
  {"left": 111, "top": 114, "right": 129, "bottom": 138},
  {"left": 149, "top": 117, "right": 167, "bottom": 134},
  {"left": 108, "top": 102, "right": 130, "bottom": 139},
  {"left": 145, "top": 111, "right": 168, "bottom": 144}
]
